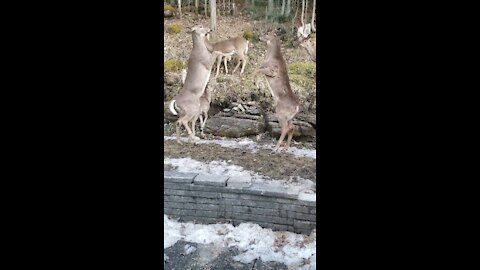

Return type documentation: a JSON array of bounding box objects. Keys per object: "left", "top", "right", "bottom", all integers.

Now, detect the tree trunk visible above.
[
  {"left": 178, "top": 0, "right": 182, "bottom": 19},
  {"left": 268, "top": 0, "right": 273, "bottom": 17},
  {"left": 195, "top": 0, "right": 199, "bottom": 14},
  {"left": 286, "top": 0, "right": 291, "bottom": 16},
  {"left": 210, "top": 0, "right": 217, "bottom": 30},
  {"left": 300, "top": 0, "right": 305, "bottom": 30},
  {"left": 311, "top": 0, "right": 316, "bottom": 32},
  {"left": 305, "top": 0, "right": 308, "bottom": 35},
  {"left": 292, "top": 0, "right": 299, "bottom": 31},
  {"left": 281, "top": 0, "right": 285, "bottom": 15},
  {"left": 205, "top": 0, "right": 208, "bottom": 16}
]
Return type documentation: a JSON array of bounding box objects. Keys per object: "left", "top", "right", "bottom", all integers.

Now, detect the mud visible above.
[{"left": 164, "top": 139, "right": 316, "bottom": 183}]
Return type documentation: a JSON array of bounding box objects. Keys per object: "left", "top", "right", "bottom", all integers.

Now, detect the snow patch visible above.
[
  {"left": 164, "top": 136, "right": 316, "bottom": 159},
  {"left": 164, "top": 157, "right": 316, "bottom": 194},
  {"left": 164, "top": 214, "right": 316, "bottom": 270},
  {"left": 164, "top": 157, "right": 250, "bottom": 177},
  {"left": 298, "top": 190, "right": 317, "bottom": 202},
  {"left": 184, "top": 244, "right": 196, "bottom": 255}
]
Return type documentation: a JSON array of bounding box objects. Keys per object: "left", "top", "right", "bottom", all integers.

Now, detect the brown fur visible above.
[
  {"left": 169, "top": 25, "right": 222, "bottom": 145},
  {"left": 257, "top": 33, "right": 301, "bottom": 152},
  {"left": 204, "top": 36, "right": 249, "bottom": 77}
]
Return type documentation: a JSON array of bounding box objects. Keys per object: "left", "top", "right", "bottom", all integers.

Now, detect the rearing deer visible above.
[
  {"left": 168, "top": 25, "right": 223, "bottom": 145},
  {"left": 255, "top": 32, "right": 302, "bottom": 152},
  {"left": 204, "top": 35, "right": 249, "bottom": 77}
]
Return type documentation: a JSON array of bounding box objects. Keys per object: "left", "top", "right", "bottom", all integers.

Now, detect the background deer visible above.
[
  {"left": 204, "top": 35, "right": 249, "bottom": 77},
  {"left": 256, "top": 32, "right": 301, "bottom": 152},
  {"left": 299, "top": 38, "right": 316, "bottom": 63},
  {"left": 169, "top": 25, "right": 223, "bottom": 145},
  {"left": 198, "top": 79, "right": 217, "bottom": 136}
]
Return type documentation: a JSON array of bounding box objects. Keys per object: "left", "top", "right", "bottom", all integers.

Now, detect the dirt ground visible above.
[{"left": 164, "top": 138, "right": 316, "bottom": 183}]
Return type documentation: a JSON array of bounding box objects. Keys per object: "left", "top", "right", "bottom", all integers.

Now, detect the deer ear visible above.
[{"left": 186, "top": 26, "right": 192, "bottom": 33}]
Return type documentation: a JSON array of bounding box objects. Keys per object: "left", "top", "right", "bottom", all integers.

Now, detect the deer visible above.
[
  {"left": 255, "top": 32, "right": 302, "bottom": 152},
  {"left": 198, "top": 78, "right": 217, "bottom": 137},
  {"left": 204, "top": 35, "right": 249, "bottom": 77},
  {"left": 168, "top": 25, "right": 224, "bottom": 145},
  {"left": 299, "top": 38, "right": 316, "bottom": 63}
]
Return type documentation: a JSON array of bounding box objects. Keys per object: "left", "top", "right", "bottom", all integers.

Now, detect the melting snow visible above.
[
  {"left": 164, "top": 136, "right": 316, "bottom": 159},
  {"left": 164, "top": 214, "right": 316, "bottom": 269},
  {"left": 164, "top": 157, "right": 316, "bottom": 194}
]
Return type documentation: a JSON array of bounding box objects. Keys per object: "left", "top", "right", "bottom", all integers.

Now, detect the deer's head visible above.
[
  {"left": 299, "top": 39, "right": 312, "bottom": 48},
  {"left": 259, "top": 31, "right": 279, "bottom": 48},
  {"left": 186, "top": 25, "right": 212, "bottom": 38}
]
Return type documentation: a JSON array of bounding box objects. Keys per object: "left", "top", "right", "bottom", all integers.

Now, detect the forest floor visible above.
[{"left": 164, "top": 134, "right": 316, "bottom": 183}]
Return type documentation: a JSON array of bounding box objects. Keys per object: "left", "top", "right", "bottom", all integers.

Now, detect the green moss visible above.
[
  {"left": 166, "top": 23, "right": 182, "bottom": 34},
  {"left": 164, "top": 59, "right": 185, "bottom": 72},
  {"left": 164, "top": 5, "right": 176, "bottom": 12},
  {"left": 243, "top": 30, "right": 256, "bottom": 41},
  {"left": 289, "top": 74, "right": 311, "bottom": 88},
  {"left": 288, "top": 62, "right": 316, "bottom": 78}
]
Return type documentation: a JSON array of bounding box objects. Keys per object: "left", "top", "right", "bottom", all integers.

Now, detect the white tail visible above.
[
  {"left": 245, "top": 41, "right": 249, "bottom": 55},
  {"left": 169, "top": 100, "right": 178, "bottom": 115},
  {"left": 171, "top": 25, "right": 224, "bottom": 145}
]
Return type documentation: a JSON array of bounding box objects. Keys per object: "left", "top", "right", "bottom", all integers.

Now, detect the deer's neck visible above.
[
  {"left": 204, "top": 36, "right": 214, "bottom": 52},
  {"left": 192, "top": 34, "right": 209, "bottom": 54},
  {"left": 265, "top": 40, "right": 284, "bottom": 63}
]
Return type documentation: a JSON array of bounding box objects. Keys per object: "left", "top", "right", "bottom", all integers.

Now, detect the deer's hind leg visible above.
[
  {"left": 201, "top": 113, "right": 208, "bottom": 136},
  {"left": 232, "top": 55, "right": 242, "bottom": 74},
  {"left": 190, "top": 114, "right": 199, "bottom": 144},
  {"left": 223, "top": 56, "right": 229, "bottom": 74},
  {"left": 215, "top": 55, "right": 223, "bottom": 77},
  {"left": 175, "top": 120, "right": 183, "bottom": 145},
  {"left": 284, "top": 121, "right": 295, "bottom": 150},
  {"left": 240, "top": 56, "right": 247, "bottom": 74},
  {"left": 180, "top": 114, "right": 195, "bottom": 144},
  {"left": 273, "top": 118, "right": 289, "bottom": 152}
]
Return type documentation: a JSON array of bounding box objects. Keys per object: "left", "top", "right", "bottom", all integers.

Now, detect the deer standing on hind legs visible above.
[
  {"left": 255, "top": 32, "right": 302, "bottom": 152},
  {"left": 168, "top": 25, "right": 224, "bottom": 145},
  {"left": 204, "top": 35, "right": 249, "bottom": 77}
]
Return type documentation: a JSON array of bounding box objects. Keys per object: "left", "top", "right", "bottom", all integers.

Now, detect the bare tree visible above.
[
  {"left": 281, "top": 0, "right": 285, "bottom": 15},
  {"left": 300, "top": 0, "right": 305, "bottom": 29},
  {"left": 311, "top": 0, "right": 316, "bottom": 32},
  {"left": 291, "top": 0, "right": 299, "bottom": 31},
  {"left": 211, "top": 0, "right": 217, "bottom": 30},
  {"left": 268, "top": 0, "right": 274, "bottom": 17},
  {"left": 205, "top": 0, "right": 208, "bottom": 16},
  {"left": 286, "top": 0, "right": 291, "bottom": 16},
  {"left": 195, "top": 0, "right": 199, "bottom": 14},
  {"left": 178, "top": 0, "right": 182, "bottom": 19}
]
